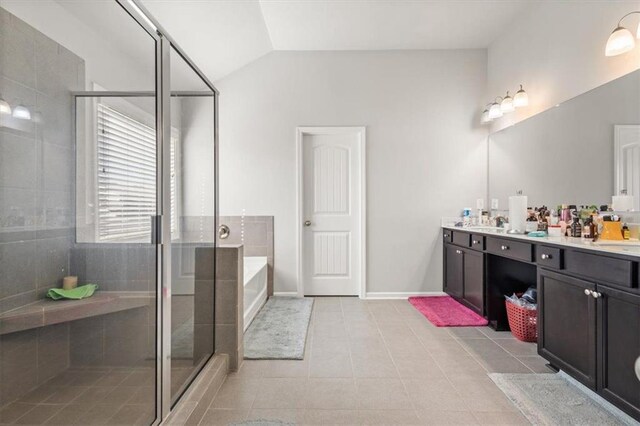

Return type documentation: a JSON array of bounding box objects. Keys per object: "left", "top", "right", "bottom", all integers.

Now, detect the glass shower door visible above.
[{"left": 165, "top": 45, "right": 217, "bottom": 406}]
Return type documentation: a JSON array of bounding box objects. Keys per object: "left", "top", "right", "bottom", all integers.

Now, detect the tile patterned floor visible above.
[{"left": 198, "top": 297, "right": 550, "bottom": 425}]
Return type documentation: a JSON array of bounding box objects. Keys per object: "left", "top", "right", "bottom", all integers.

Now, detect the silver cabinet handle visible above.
[
  {"left": 541, "top": 254, "right": 551, "bottom": 260},
  {"left": 444, "top": 234, "right": 450, "bottom": 238},
  {"left": 218, "top": 224, "right": 230, "bottom": 240},
  {"left": 592, "top": 292, "right": 602, "bottom": 299},
  {"left": 473, "top": 240, "right": 480, "bottom": 244},
  {"left": 304, "top": 220, "right": 312, "bottom": 227},
  {"left": 501, "top": 245, "right": 509, "bottom": 250},
  {"left": 456, "top": 249, "right": 462, "bottom": 254},
  {"left": 584, "top": 289, "right": 592, "bottom": 296}
]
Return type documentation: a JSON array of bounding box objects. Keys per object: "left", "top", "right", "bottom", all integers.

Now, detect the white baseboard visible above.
[
  {"left": 273, "top": 291, "right": 298, "bottom": 297},
  {"left": 364, "top": 291, "right": 447, "bottom": 300}
]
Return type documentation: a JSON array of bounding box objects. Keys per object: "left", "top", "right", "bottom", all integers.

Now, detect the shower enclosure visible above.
[{"left": 0, "top": 1, "right": 217, "bottom": 424}]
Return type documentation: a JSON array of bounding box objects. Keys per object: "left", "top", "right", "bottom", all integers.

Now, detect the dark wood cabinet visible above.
[
  {"left": 538, "top": 269, "right": 597, "bottom": 389},
  {"left": 444, "top": 242, "right": 484, "bottom": 316},
  {"left": 444, "top": 244, "right": 464, "bottom": 299},
  {"left": 442, "top": 227, "right": 640, "bottom": 420},
  {"left": 597, "top": 285, "right": 640, "bottom": 420},
  {"left": 463, "top": 249, "right": 484, "bottom": 314}
]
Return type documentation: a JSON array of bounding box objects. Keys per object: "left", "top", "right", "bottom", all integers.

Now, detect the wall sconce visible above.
[
  {"left": 12, "top": 104, "right": 32, "bottom": 120},
  {"left": 0, "top": 95, "right": 11, "bottom": 115},
  {"left": 605, "top": 11, "right": 640, "bottom": 56},
  {"left": 481, "top": 85, "right": 528, "bottom": 124}
]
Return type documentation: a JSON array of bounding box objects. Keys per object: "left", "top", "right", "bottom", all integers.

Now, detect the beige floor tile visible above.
[
  {"left": 403, "top": 378, "right": 464, "bottom": 411},
  {"left": 227, "top": 360, "right": 269, "bottom": 380},
  {"left": 302, "top": 409, "right": 362, "bottom": 424},
  {"left": 358, "top": 409, "right": 423, "bottom": 424},
  {"left": 477, "top": 327, "right": 517, "bottom": 340},
  {"left": 252, "top": 378, "right": 308, "bottom": 409},
  {"left": 309, "top": 352, "right": 353, "bottom": 378},
  {"left": 246, "top": 408, "right": 305, "bottom": 423},
  {"left": 262, "top": 359, "right": 310, "bottom": 378},
  {"left": 460, "top": 339, "right": 513, "bottom": 358},
  {"left": 106, "top": 404, "right": 149, "bottom": 425},
  {"left": 472, "top": 410, "right": 531, "bottom": 425},
  {"left": 0, "top": 403, "right": 36, "bottom": 424},
  {"left": 432, "top": 354, "right": 487, "bottom": 377},
  {"left": 303, "top": 378, "right": 358, "bottom": 410},
  {"left": 392, "top": 355, "right": 446, "bottom": 379},
  {"left": 211, "top": 377, "right": 258, "bottom": 409},
  {"left": 447, "top": 376, "right": 506, "bottom": 399},
  {"left": 448, "top": 328, "right": 489, "bottom": 340},
  {"left": 462, "top": 392, "right": 519, "bottom": 413},
  {"left": 348, "top": 336, "right": 387, "bottom": 355},
  {"left": 494, "top": 339, "right": 539, "bottom": 357},
  {"left": 14, "top": 404, "right": 64, "bottom": 425},
  {"left": 475, "top": 356, "right": 532, "bottom": 374},
  {"left": 351, "top": 352, "right": 399, "bottom": 378},
  {"left": 199, "top": 408, "right": 249, "bottom": 425},
  {"left": 415, "top": 409, "right": 479, "bottom": 425},
  {"left": 355, "top": 378, "right": 412, "bottom": 410},
  {"left": 516, "top": 356, "right": 554, "bottom": 374},
  {"left": 420, "top": 339, "right": 467, "bottom": 355},
  {"left": 44, "top": 403, "right": 93, "bottom": 425}
]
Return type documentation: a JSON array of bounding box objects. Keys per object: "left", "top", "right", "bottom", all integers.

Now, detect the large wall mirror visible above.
[{"left": 488, "top": 70, "right": 640, "bottom": 212}]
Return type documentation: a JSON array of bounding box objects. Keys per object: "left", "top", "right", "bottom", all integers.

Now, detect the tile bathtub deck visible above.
[{"left": 199, "top": 297, "right": 550, "bottom": 425}]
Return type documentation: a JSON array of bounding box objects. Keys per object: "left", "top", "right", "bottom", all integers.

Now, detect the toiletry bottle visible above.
[
  {"left": 571, "top": 215, "right": 582, "bottom": 238},
  {"left": 623, "top": 223, "right": 630, "bottom": 240},
  {"left": 583, "top": 218, "right": 592, "bottom": 238}
]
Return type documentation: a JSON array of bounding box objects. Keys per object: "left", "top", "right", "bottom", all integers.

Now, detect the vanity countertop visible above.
[{"left": 442, "top": 225, "right": 640, "bottom": 258}]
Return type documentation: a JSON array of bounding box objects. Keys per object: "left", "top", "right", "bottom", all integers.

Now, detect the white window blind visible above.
[{"left": 97, "top": 104, "right": 179, "bottom": 242}]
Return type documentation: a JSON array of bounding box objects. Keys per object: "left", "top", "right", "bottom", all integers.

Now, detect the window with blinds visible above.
[{"left": 97, "top": 103, "right": 179, "bottom": 242}]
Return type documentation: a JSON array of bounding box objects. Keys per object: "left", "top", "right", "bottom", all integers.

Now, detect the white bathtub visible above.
[{"left": 243, "top": 256, "right": 268, "bottom": 331}]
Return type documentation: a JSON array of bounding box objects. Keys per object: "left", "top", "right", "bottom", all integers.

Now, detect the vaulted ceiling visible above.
[{"left": 60, "top": 0, "right": 533, "bottom": 82}]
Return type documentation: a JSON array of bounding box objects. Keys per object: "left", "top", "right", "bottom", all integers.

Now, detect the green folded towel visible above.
[{"left": 47, "top": 284, "right": 98, "bottom": 300}]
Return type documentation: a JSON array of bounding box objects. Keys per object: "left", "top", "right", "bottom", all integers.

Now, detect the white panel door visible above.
[
  {"left": 615, "top": 125, "right": 640, "bottom": 211},
  {"left": 302, "top": 130, "right": 362, "bottom": 296}
]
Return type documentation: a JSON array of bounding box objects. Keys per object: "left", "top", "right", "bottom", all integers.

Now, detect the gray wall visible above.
[
  {"left": 0, "top": 7, "right": 84, "bottom": 313},
  {"left": 217, "top": 50, "right": 488, "bottom": 295},
  {"left": 489, "top": 70, "right": 640, "bottom": 210}
]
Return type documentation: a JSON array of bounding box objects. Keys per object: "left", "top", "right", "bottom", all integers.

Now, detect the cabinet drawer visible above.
[
  {"left": 452, "top": 231, "right": 471, "bottom": 247},
  {"left": 486, "top": 237, "right": 533, "bottom": 262},
  {"left": 470, "top": 234, "right": 485, "bottom": 251},
  {"left": 443, "top": 229, "right": 453, "bottom": 243},
  {"left": 565, "top": 251, "right": 634, "bottom": 288},
  {"left": 536, "top": 245, "right": 563, "bottom": 269}
]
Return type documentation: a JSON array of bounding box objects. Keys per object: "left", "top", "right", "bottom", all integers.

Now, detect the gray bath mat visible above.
[
  {"left": 244, "top": 296, "right": 314, "bottom": 360},
  {"left": 489, "top": 372, "right": 638, "bottom": 425}
]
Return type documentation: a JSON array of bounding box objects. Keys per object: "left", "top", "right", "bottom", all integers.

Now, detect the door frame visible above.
[
  {"left": 295, "top": 126, "right": 367, "bottom": 299},
  {"left": 614, "top": 124, "right": 640, "bottom": 211}
]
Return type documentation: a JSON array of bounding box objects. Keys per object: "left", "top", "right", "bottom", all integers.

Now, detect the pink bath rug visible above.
[{"left": 408, "top": 296, "right": 488, "bottom": 327}]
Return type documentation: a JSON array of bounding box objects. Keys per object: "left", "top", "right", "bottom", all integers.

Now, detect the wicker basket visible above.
[{"left": 505, "top": 300, "right": 538, "bottom": 342}]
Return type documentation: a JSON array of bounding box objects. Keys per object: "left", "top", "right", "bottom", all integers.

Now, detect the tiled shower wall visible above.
[
  {"left": 218, "top": 216, "right": 274, "bottom": 295},
  {"left": 0, "top": 7, "right": 84, "bottom": 406},
  {"left": 0, "top": 8, "right": 85, "bottom": 314}
]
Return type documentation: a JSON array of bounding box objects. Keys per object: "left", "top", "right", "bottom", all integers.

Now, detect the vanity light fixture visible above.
[
  {"left": 488, "top": 99, "right": 503, "bottom": 119},
  {"left": 605, "top": 11, "right": 640, "bottom": 56},
  {"left": 0, "top": 95, "right": 11, "bottom": 115},
  {"left": 513, "top": 85, "right": 529, "bottom": 108},
  {"left": 500, "top": 91, "right": 515, "bottom": 113},
  {"left": 12, "top": 104, "right": 31, "bottom": 120},
  {"left": 481, "top": 105, "right": 491, "bottom": 123}
]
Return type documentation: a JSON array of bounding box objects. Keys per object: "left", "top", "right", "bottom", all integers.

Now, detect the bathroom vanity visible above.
[{"left": 442, "top": 226, "right": 640, "bottom": 421}]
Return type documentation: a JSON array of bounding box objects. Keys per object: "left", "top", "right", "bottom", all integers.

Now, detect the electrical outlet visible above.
[
  {"left": 476, "top": 198, "right": 484, "bottom": 210},
  {"left": 491, "top": 199, "right": 499, "bottom": 210}
]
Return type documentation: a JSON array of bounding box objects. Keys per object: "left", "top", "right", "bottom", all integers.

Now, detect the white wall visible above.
[
  {"left": 217, "top": 50, "right": 488, "bottom": 295},
  {"left": 488, "top": 0, "right": 640, "bottom": 133}
]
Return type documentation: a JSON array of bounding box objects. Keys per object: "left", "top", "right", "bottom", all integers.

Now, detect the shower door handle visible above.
[
  {"left": 218, "top": 224, "right": 230, "bottom": 240},
  {"left": 304, "top": 220, "right": 312, "bottom": 227}
]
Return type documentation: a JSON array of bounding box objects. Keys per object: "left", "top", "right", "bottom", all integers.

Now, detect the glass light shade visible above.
[
  {"left": 488, "top": 102, "right": 503, "bottom": 119},
  {"left": 637, "top": 22, "right": 640, "bottom": 38},
  {"left": 12, "top": 105, "right": 31, "bottom": 120},
  {"left": 0, "top": 98, "right": 11, "bottom": 115},
  {"left": 513, "top": 87, "right": 528, "bottom": 108},
  {"left": 605, "top": 26, "right": 635, "bottom": 56},
  {"left": 500, "top": 93, "right": 515, "bottom": 113},
  {"left": 481, "top": 108, "right": 491, "bottom": 123}
]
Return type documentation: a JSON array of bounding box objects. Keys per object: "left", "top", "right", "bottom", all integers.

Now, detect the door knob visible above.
[
  {"left": 501, "top": 245, "right": 509, "bottom": 250},
  {"left": 541, "top": 254, "right": 551, "bottom": 260},
  {"left": 584, "top": 289, "right": 592, "bottom": 296},
  {"left": 218, "top": 224, "right": 230, "bottom": 240},
  {"left": 456, "top": 250, "right": 462, "bottom": 254},
  {"left": 591, "top": 292, "right": 602, "bottom": 299},
  {"left": 304, "top": 220, "right": 312, "bottom": 227}
]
